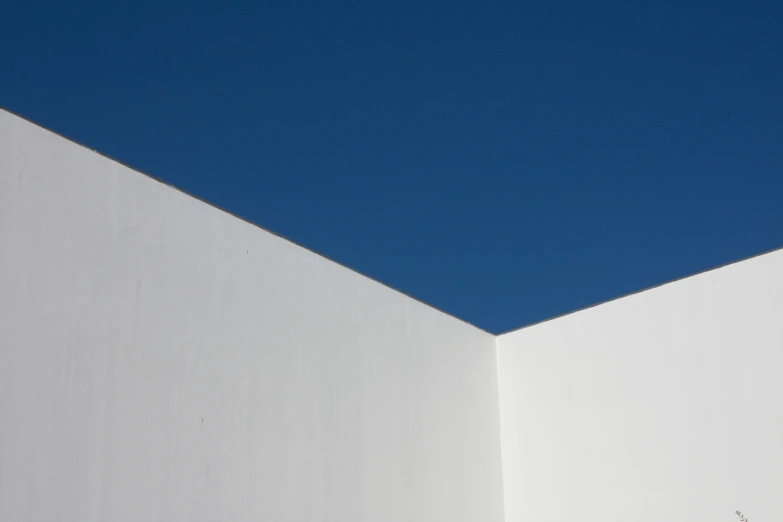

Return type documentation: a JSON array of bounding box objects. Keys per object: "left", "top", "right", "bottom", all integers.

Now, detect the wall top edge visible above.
[
  {"left": 0, "top": 106, "right": 493, "bottom": 337},
  {"left": 4, "top": 106, "right": 780, "bottom": 341},
  {"left": 496, "top": 244, "right": 783, "bottom": 338}
]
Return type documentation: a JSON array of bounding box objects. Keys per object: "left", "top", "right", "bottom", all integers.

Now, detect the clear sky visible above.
[{"left": 3, "top": 1, "right": 782, "bottom": 333}]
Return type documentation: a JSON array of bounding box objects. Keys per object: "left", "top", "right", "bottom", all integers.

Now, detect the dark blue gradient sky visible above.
[{"left": 3, "top": 1, "right": 782, "bottom": 332}]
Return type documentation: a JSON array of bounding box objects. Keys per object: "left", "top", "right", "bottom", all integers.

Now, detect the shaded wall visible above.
[{"left": 0, "top": 110, "right": 505, "bottom": 522}]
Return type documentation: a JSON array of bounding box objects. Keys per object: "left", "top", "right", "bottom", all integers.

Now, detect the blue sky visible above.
[{"left": 3, "top": 1, "right": 782, "bottom": 333}]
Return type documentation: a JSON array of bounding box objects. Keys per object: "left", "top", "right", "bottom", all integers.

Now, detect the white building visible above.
[{"left": 1, "top": 108, "right": 781, "bottom": 522}]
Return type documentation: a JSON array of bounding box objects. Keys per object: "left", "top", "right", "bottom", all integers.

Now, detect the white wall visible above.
[
  {"left": 497, "top": 249, "right": 783, "bottom": 522},
  {"left": 0, "top": 109, "right": 506, "bottom": 522},
  {"left": 6, "top": 107, "right": 782, "bottom": 522}
]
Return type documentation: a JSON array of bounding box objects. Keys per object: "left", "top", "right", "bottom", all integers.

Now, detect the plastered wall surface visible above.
[
  {"left": 497, "top": 249, "right": 783, "bottom": 522},
  {"left": 0, "top": 110, "right": 506, "bottom": 522},
  {"left": 3, "top": 107, "right": 782, "bottom": 522}
]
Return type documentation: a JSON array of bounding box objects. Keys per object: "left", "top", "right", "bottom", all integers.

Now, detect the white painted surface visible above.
[
  {"left": 4, "top": 107, "right": 782, "bottom": 522},
  {"left": 0, "top": 110, "right": 505, "bottom": 522},
  {"left": 497, "top": 250, "right": 783, "bottom": 522}
]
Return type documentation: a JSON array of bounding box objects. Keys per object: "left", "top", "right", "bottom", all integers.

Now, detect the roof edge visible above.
[
  {"left": 496, "top": 243, "right": 783, "bottom": 337},
  {"left": 0, "top": 106, "right": 493, "bottom": 336}
]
